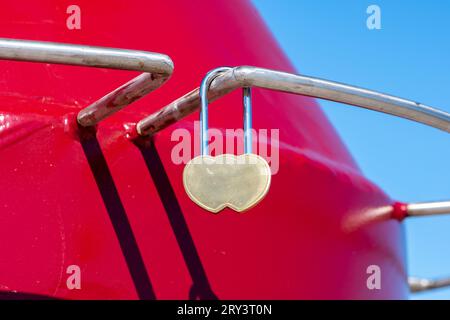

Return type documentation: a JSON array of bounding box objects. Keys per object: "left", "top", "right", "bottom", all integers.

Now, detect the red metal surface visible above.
[{"left": 0, "top": 0, "right": 407, "bottom": 299}]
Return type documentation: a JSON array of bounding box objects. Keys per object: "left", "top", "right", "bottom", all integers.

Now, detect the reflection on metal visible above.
[
  {"left": 0, "top": 38, "right": 174, "bottom": 126},
  {"left": 409, "top": 277, "right": 450, "bottom": 293},
  {"left": 407, "top": 201, "right": 450, "bottom": 217},
  {"left": 136, "top": 66, "right": 450, "bottom": 136}
]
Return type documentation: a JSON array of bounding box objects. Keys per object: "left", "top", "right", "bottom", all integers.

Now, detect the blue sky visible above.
[{"left": 252, "top": 0, "right": 450, "bottom": 299}]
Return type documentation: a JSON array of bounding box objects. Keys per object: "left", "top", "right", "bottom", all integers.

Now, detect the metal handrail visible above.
[
  {"left": 0, "top": 38, "right": 174, "bottom": 126},
  {"left": 135, "top": 66, "right": 450, "bottom": 136}
]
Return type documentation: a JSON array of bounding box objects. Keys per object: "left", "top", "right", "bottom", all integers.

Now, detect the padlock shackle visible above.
[
  {"left": 243, "top": 87, "right": 252, "bottom": 154},
  {"left": 199, "top": 67, "right": 252, "bottom": 155}
]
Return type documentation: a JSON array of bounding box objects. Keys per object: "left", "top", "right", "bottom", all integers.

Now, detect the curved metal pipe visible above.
[
  {"left": 0, "top": 38, "right": 174, "bottom": 126},
  {"left": 199, "top": 67, "right": 232, "bottom": 155},
  {"left": 136, "top": 66, "right": 450, "bottom": 136}
]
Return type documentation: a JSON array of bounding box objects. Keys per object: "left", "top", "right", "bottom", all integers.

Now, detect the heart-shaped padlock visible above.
[{"left": 183, "top": 67, "right": 271, "bottom": 213}]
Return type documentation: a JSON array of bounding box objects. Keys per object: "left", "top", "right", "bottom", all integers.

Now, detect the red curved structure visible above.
[{"left": 0, "top": 0, "right": 407, "bottom": 299}]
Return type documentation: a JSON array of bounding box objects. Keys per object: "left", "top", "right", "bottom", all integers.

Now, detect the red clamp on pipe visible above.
[{"left": 391, "top": 201, "right": 408, "bottom": 221}]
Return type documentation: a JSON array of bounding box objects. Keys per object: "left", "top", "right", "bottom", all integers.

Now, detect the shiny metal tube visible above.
[
  {"left": 407, "top": 201, "right": 450, "bottom": 217},
  {"left": 409, "top": 277, "right": 450, "bottom": 293},
  {"left": 136, "top": 66, "right": 450, "bottom": 136},
  {"left": 0, "top": 38, "right": 174, "bottom": 126},
  {"left": 243, "top": 87, "right": 252, "bottom": 154}
]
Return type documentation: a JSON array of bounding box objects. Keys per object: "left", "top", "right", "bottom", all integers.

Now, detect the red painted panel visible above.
[{"left": 0, "top": 0, "right": 407, "bottom": 299}]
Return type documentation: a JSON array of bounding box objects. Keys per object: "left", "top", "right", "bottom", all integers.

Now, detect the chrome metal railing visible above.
[
  {"left": 406, "top": 201, "right": 450, "bottom": 217},
  {"left": 0, "top": 38, "right": 174, "bottom": 126},
  {"left": 135, "top": 66, "right": 450, "bottom": 136}
]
